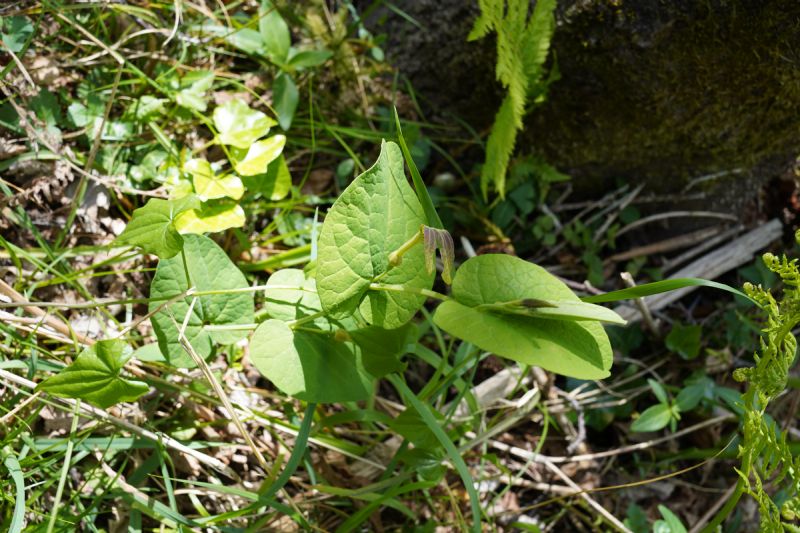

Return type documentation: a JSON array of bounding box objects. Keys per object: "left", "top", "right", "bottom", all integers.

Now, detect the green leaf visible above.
[
  {"left": 249, "top": 319, "right": 372, "bottom": 402},
  {"left": 433, "top": 254, "right": 613, "bottom": 379},
  {"left": 212, "top": 99, "right": 276, "bottom": 148},
  {"left": 630, "top": 403, "right": 672, "bottom": 432},
  {"left": 264, "top": 269, "right": 330, "bottom": 326},
  {"left": 675, "top": 383, "right": 705, "bottom": 412},
  {"left": 648, "top": 378, "right": 668, "bottom": 404},
  {"left": 656, "top": 505, "right": 688, "bottom": 533},
  {"left": 3, "top": 452, "right": 25, "bottom": 533},
  {"left": 115, "top": 196, "right": 200, "bottom": 259},
  {"left": 665, "top": 324, "right": 702, "bottom": 360},
  {"left": 581, "top": 277, "right": 758, "bottom": 307},
  {"left": 273, "top": 73, "right": 298, "bottom": 130},
  {"left": 1, "top": 16, "right": 33, "bottom": 53},
  {"left": 350, "top": 322, "right": 415, "bottom": 377},
  {"left": 287, "top": 49, "right": 333, "bottom": 69},
  {"left": 316, "top": 140, "right": 435, "bottom": 329},
  {"left": 232, "top": 135, "right": 286, "bottom": 176},
  {"left": 224, "top": 28, "right": 266, "bottom": 56},
  {"left": 175, "top": 71, "right": 215, "bottom": 112},
  {"left": 477, "top": 298, "right": 625, "bottom": 324},
  {"left": 129, "top": 95, "right": 167, "bottom": 120},
  {"left": 37, "top": 340, "right": 149, "bottom": 408},
  {"left": 184, "top": 158, "right": 244, "bottom": 200},
  {"left": 150, "top": 234, "right": 254, "bottom": 367},
  {"left": 242, "top": 155, "right": 291, "bottom": 200},
  {"left": 259, "top": 0, "right": 291, "bottom": 63},
  {"left": 174, "top": 202, "right": 246, "bottom": 234}
]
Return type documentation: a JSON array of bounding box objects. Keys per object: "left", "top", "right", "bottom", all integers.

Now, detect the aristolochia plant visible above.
[{"left": 38, "top": 139, "right": 626, "bottom": 408}]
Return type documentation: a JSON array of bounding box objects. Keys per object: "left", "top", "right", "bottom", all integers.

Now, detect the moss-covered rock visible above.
[{"left": 368, "top": 0, "right": 800, "bottom": 199}]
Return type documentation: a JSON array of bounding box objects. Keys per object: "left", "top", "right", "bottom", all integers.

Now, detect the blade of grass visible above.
[
  {"left": 387, "top": 374, "right": 483, "bottom": 532},
  {"left": 581, "top": 277, "right": 759, "bottom": 307},
  {"left": 3, "top": 452, "right": 26, "bottom": 533}
]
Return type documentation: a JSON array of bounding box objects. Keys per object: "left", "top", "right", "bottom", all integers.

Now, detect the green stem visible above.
[
  {"left": 387, "top": 228, "right": 424, "bottom": 267},
  {"left": 368, "top": 282, "right": 449, "bottom": 301}
]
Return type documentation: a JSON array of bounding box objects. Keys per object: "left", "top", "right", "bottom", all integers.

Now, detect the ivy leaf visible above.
[
  {"left": 37, "top": 339, "right": 148, "bottom": 409},
  {"left": 174, "top": 203, "right": 246, "bottom": 234},
  {"left": 115, "top": 196, "right": 200, "bottom": 259},
  {"left": 212, "top": 99, "right": 276, "bottom": 148},
  {"left": 232, "top": 135, "right": 286, "bottom": 176},
  {"left": 316, "top": 140, "right": 434, "bottom": 329},
  {"left": 273, "top": 73, "right": 298, "bottom": 130},
  {"left": 259, "top": 0, "right": 291, "bottom": 64},
  {"left": 630, "top": 403, "right": 672, "bottom": 432},
  {"left": 150, "top": 234, "right": 254, "bottom": 367},
  {"left": 432, "top": 254, "right": 614, "bottom": 379},
  {"left": 242, "top": 155, "right": 291, "bottom": 200},
  {"left": 175, "top": 71, "right": 215, "bottom": 112},
  {"left": 184, "top": 158, "right": 244, "bottom": 200},
  {"left": 249, "top": 319, "right": 372, "bottom": 402}
]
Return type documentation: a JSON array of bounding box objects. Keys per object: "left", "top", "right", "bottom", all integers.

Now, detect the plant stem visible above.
[
  {"left": 387, "top": 228, "right": 423, "bottom": 267},
  {"left": 368, "top": 282, "right": 449, "bottom": 301}
]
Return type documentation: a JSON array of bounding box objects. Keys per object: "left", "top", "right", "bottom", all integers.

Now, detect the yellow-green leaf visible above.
[
  {"left": 185, "top": 158, "right": 244, "bottom": 200},
  {"left": 232, "top": 135, "right": 286, "bottom": 176},
  {"left": 212, "top": 99, "right": 276, "bottom": 148},
  {"left": 174, "top": 203, "right": 246, "bottom": 234}
]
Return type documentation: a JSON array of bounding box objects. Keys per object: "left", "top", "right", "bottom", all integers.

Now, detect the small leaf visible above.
[
  {"left": 185, "top": 158, "right": 244, "bottom": 200},
  {"left": 232, "top": 135, "right": 286, "bottom": 176},
  {"left": 224, "top": 28, "right": 266, "bottom": 56},
  {"left": 287, "top": 49, "right": 333, "bottom": 69},
  {"left": 259, "top": 0, "right": 291, "bottom": 63},
  {"left": 1, "top": 16, "right": 33, "bottom": 53},
  {"left": 316, "top": 140, "right": 434, "bottom": 329},
  {"left": 657, "top": 505, "right": 688, "bottom": 533},
  {"left": 37, "top": 340, "right": 148, "bottom": 408},
  {"left": 249, "top": 319, "right": 373, "bottom": 402},
  {"left": 273, "top": 73, "right": 298, "bottom": 130},
  {"left": 433, "top": 254, "right": 613, "bottom": 379},
  {"left": 630, "top": 403, "right": 672, "bottom": 432},
  {"left": 175, "top": 71, "right": 215, "bottom": 112},
  {"left": 648, "top": 378, "right": 669, "bottom": 404},
  {"left": 174, "top": 203, "right": 246, "bottom": 234},
  {"left": 129, "top": 96, "right": 167, "bottom": 120},
  {"left": 675, "top": 384, "right": 705, "bottom": 412},
  {"left": 213, "top": 99, "right": 276, "bottom": 148},
  {"left": 115, "top": 196, "right": 200, "bottom": 259},
  {"left": 665, "top": 324, "right": 702, "bottom": 360},
  {"left": 150, "top": 234, "right": 254, "bottom": 367},
  {"left": 242, "top": 155, "right": 291, "bottom": 200}
]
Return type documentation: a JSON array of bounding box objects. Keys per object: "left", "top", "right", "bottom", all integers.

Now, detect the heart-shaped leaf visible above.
[
  {"left": 174, "top": 202, "right": 246, "bottom": 234},
  {"left": 37, "top": 339, "right": 148, "bottom": 408},
  {"left": 242, "top": 155, "right": 291, "bottom": 200},
  {"left": 185, "top": 158, "right": 244, "bottom": 200},
  {"left": 212, "top": 99, "right": 276, "bottom": 148},
  {"left": 150, "top": 234, "right": 254, "bottom": 367},
  {"left": 433, "top": 254, "right": 614, "bottom": 379},
  {"left": 249, "top": 319, "right": 372, "bottom": 402},
  {"left": 115, "top": 196, "right": 200, "bottom": 259},
  {"left": 232, "top": 135, "right": 286, "bottom": 176},
  {"left": 316, "top": 140, "right": 434, "bottom": 329}
]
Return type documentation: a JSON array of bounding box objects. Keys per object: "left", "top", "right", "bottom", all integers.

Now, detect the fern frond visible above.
[{"left": 471, "top": 0, "right": 558, "bottom": 198}]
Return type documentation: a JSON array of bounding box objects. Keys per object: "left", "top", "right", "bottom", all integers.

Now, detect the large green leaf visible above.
[
  {"left": 115, "top": 196, "right": 199, "bottom": 259},
  {"left": 212, "top": 99, "right": 276, "bottom": 148},
  {"left": 433, "top": 254, "right": 614, "bottom": 379},
  {"left": 264, "top": 269, "right": 330, "bottom": 328},
  {"left": 37, "top": 339, "right": 148, "bottom": 408},
  {"left": 316, "top": 140, "right": 434, "bottom": 329},
  {"left": 249, "top": 319, "right": 372, "bottom": 402},
  {"left": 150, "top": 234, "right": 254, "bottom": 367}
]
